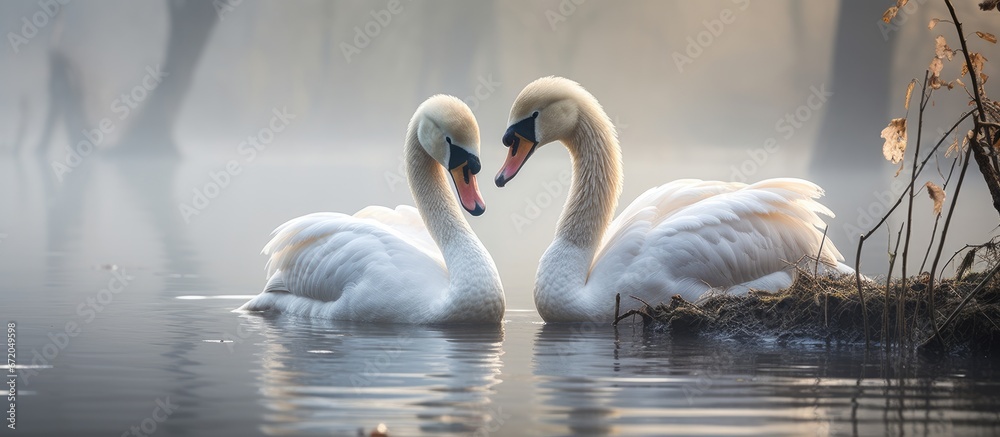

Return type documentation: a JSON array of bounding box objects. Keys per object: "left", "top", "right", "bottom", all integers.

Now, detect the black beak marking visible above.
[
  {"left": 502, "top": 113, "right": 537, "bottom": 155},
  {"left": 446, "top": 139, "right": 485, "bottom": 216},
  {"left": 448, "top": 139, "right": 481, "bottom": 179}
]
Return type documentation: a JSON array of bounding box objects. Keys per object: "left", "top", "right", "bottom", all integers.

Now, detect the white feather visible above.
[
  {"left": 512, "top": 77, "right": 853, "bottom": 322},
  {"left": 241, "top": 208, "right": 452, "bottom": 323},
  {"left": 238, "top": 96, "right": 504, "bottom": 324},
  {"left": 590, "top": 178, "right": 851, "bottom": 304}
]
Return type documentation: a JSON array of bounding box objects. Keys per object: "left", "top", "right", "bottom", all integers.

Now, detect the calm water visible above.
[{"left": 2, "top": 156, "right": 999, "bottom": 436}]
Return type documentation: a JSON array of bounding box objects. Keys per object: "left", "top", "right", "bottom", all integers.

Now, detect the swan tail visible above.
[
  {"left": 263, "top": 270, "right": 289, "bottom": 293},
  {"left": 261, "top": 212, "right": 349, "bottom": 278}
]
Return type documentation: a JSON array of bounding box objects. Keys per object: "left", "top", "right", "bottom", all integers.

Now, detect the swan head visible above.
[
  {"left": 412, "top": 95, "right": 486, "bottom": 216},
  {"left": 496, "top": 76, "right": 601, "bottom": 187}
]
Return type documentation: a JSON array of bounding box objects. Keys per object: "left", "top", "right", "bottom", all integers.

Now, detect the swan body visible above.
[
  {"left": 495, "top": 77, "right": 852, "bottom": 323},
  {"left": 239, "top": 95, "right": 505, "bottom": 323}
]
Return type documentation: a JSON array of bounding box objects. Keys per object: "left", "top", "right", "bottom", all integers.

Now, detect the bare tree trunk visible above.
[
  {"left": 113, "top": 0, "right": 218, "bottom": 156},
  {"left": 34, "top": 50, "right": 88, "bottom": 156},
  {"left": 810, "top": 0, "right": 892, "bottom": 170}
]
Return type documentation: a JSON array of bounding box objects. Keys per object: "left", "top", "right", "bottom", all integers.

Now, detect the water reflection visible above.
[
  {"left": 3, "top": 156, "right": 999, "bottom": 436},
  {"left": 244, "top": 313, "right": 505, "bottom": 435},
  {"left": 533, "top": 323, "right": 1000, "bottom": 436}
]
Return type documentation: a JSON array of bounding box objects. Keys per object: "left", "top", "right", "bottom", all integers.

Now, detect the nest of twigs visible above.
[{"left": 614, "top": 269, "right": 1000, "bottom": 354}]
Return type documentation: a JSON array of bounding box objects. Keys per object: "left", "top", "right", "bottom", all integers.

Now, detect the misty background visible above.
[{"left": 1, "top": 0, "right": 997, "bottom": 310}]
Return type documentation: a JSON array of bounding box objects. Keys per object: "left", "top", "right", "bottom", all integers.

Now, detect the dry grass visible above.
[{"left": 619, "top": 269, "right": 1000, "bottom": 354}]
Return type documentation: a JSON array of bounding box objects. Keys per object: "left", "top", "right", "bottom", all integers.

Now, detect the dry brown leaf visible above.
[
  {"left": 883, "top": 6, "right": 899, "bottom": 23},
  {"left": 904, "top": 80, "right": 916, "bottom": 110},
  {"left": 945, "top": 135, "right": 962, "bottom": 157},
  {"left": 935, "top": 35, "right": 954, "bottom": 60},
  {"left": 881, "top": 118, "right": 907, "bottom": 164},
  {"left": 955, "top": 77, "right": 966, "bottom": 88},
  {"left": 963, "top": 52, "right": 988, "bottom": 76},
  {"left": 982, "top": 0, "right": 999, "bottom": 11},
  {"left": 897, "top": 0, "right": 909, "bottom": 7},
  {"left": 930, "top": 57, "right": 944, "bottom": 76},
  {"left": 894, "top": 161, "right": 905, "bottom": 177},
  {"left": 929, "top": 57, "right": 946, "bottom": 89},
  {"left": 925, "top": 182, "right": 945, "bottom": 216},
  {"left": 977, "top": 31, "right": 998, "bottom": 44},
  {"left": 929, "top": 18, "right": 940, "bottom": 29}
]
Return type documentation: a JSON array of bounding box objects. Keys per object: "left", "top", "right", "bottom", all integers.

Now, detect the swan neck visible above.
[
  {"left": 556, "top": 105, "right": 623, "bottom": 253},
  {"left": 535, "top": 103, "right": 622, "bottom": 322},
  {"left": 404, "top": 128, "right": 502, "bottom": 313},
  {"left": 405, "top": 129, "right": 474, "bottom": 253}
]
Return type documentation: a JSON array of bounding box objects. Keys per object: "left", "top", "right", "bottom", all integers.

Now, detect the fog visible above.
[{"left": 1, "top": 0, "right": 997, "bottom": 309}]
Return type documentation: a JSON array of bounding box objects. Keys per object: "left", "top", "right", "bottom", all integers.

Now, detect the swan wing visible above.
[
  {"left": 354, "top": 205, "right": 441, "bottom": 262},
  {"left": 590, "top": 178, "right": 846, "bottom": 301},
  {"left": 261, "top": 209, "right": 448, "bottom": 304}
]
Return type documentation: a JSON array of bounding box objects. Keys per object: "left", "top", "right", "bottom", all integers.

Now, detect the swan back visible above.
[{"left": 589, "top": 179, "right": 848, "bottom": 304}]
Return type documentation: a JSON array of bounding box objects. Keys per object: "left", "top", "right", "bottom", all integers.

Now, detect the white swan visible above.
[
  {"left": 494, "top": 77, "right": 852, "bottom": 323},
  {"left": 239, "top": 95, "right": 505, "bottom": 323}
]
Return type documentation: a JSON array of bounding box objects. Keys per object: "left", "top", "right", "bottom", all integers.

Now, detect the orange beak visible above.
[
  {"left": 494, "top": 132, "right": 538, "bottom": 187},
  {"left": 450, "top": 163, "right": 486, "bottom": 216}
]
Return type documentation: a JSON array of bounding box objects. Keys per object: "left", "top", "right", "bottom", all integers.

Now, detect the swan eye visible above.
[
  {"left": 445, "top": 136, "right": 453, "bottom": 145},
  {"left": 532, "top": 111, "right": 539, "bottom": 118}
]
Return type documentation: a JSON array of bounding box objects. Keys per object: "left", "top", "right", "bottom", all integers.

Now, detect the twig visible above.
[
  {"left": 613, "top": 309, "right": 652, "bottom": 326},
  {"left": 854, "top": 111, "right": 974, "bottom": 248},
  {"left": 943, "top": 237, "right": 1000, "bottom": 276},
  {"left": 944, "top": 0, "right": 993, "bottom": 141},
  {"left": 920, "top": 156, "right": 959, "bottom": 273},
  {"left": 816, "top": 225, "right": 829, "bottom": 327},
  {"left": 944, "top": 0, "right": 1000, "bottom": 216},
  {"left": 815, "top": 225, "right": 830, "bottom": 278},
  {"left": 886, "top": 223, "right": 904, "bottom": 349},
  {"left": 921, "top": 260, "right": 1000, "bottom": 349},
  {"left": 853, "top": 242, "right": 871, "bottom": 348},
  {"left": 901, "top": 73, "right": 932, "bottom": 335},
  {"left": 925, "top": 142, "right": 976, "bottom": 338},
  {"left": 614, "top": 293, "right": 621, "bottom": 322},
  {"left": 853, "top": 241, "right": 871, "bottom": 349}
]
